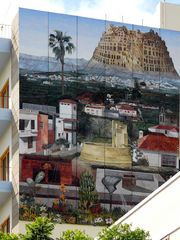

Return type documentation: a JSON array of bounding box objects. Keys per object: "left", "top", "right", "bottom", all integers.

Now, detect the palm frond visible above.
[{"left": 49, "top": 30, "right": 75, "bottom": 64}]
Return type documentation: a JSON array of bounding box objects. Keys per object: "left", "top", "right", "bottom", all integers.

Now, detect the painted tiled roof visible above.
[
  {"left": 116, "top": 104, "right": 136, "bottom": 111},
  {"left": 63, "top": 118, "right": 77, "bottom": 122},
  {"left": 138, "top": 133, "right": 179, "bottom": 153},
  {"left": 59, "top": 99, "right": 76, "bottom": 104},
  {"left": 149, "top": 125, "right": 179, "bottom": 132},
  {"left": 85, "top": 104, "right": 105, "bottom": 109}
]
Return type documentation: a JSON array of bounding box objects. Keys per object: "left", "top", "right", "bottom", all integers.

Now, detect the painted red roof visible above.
[
  {"left": 138, "top": 134, "right": 179, "bottom": 153},
  {"left": 116, "top": 104, "right": 135, "bottom": 111},
  {"left": 63, "top": 118, "right": 77, "bottom": 122},
  {"left": 150, "top": 125, "right": 179, "bottom": 132},
  {"left": 59, "top": 99, "right": 76, "bottom": 104},
  {"left": 85, "top": 104, "right": 105, "bottom": 109}
]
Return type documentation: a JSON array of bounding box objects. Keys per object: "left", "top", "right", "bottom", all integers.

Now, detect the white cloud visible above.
[
  {"left": 0, "top": 0, "right": 65, "bottom": 25},
  {"left": 67, "top": 0, "right": 160, "bottom": 28},
  {"left": 0, "top": 0, "right": 160, "bottom": 28},
  {"left": 19, "top": 0, "right": 65, "bottom": 14}
]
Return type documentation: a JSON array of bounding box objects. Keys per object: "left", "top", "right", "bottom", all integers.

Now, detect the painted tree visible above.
[
  {"left": 79, "top": 171, "right": 98, "bottom": 210},
  {"left": 49, "top": 30, "right": 75, "bottom": 95}
]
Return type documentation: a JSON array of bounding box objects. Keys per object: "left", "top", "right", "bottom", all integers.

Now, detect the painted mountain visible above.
[{"left": 20, "top": 53, "right": 88, "bottom": 72}]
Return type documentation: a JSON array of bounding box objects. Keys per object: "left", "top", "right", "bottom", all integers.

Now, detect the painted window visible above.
[
  {"left": 31, "top": 120, "right": 35, "bottom": 129},
  {"left": 40, "top": 121, "right": 44, "bottom": 129},
  {"left": 28, "top": 137, "right": 33, "bottom": 149}
]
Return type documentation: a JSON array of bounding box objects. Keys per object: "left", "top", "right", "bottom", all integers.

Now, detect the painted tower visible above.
[{"left": 56, "top": 99, "right": 77, "bottom": 146}]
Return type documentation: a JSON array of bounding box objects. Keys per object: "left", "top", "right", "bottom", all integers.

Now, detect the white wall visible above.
[
  {"left": 140, "top": 150, "right": 178, "bottom": 169},
  {"left": 85, "top": 106, "right": 104, "bottom": 117},
  {"left": 160, "top": 2, "right": 180, "bottom": 31},
  {"left": 113, "top": 172, "right": 180, "bottom": 240},
  {"left": 0, "top": 58, "right": 11, "bottom": 108},
  {"left": 20, "top": 112, "right": 38, "bottom": 131},
  {"left": 0, "top": 196, "right": 12, "bottom": 232},
  {"left": 55, "top": 118, "right": 64, "bottom": 140},
  {"left": 0, "top": 125, "right": 12, "bottom": 181},
  {"left": 19, "top": 221, "right": 103, "bottom": 239},
  {"left": 19, "top": 137, "right": 36, "bottom": 154},
  {"left": 59, "top": 102, "right": 77, "bottom": 119}
]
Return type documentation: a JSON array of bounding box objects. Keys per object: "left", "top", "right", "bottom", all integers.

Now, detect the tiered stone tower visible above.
[{"left": 90, "top": 25, "right": 178, "bottom": 76}]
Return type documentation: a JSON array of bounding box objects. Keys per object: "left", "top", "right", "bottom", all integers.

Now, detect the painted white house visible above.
[
  {"left": 84, "top": 103, "right": 105, "bottom": 117},
  {"left": 115, "top": 104, "right": 137, "bottom": 117},
  {"left": 56, "top": 99, "right": 77, "bottom": 146},
  {"left": 138, "top": 132, "right": 179, "bottom": 169},
  {"left": 19, "top": 109, "right": 38, "bottom": 154}
]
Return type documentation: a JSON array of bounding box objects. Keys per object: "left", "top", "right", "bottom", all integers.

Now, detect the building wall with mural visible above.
[{"left": 19, "top": 8, "right": 179, "bottom": 226}]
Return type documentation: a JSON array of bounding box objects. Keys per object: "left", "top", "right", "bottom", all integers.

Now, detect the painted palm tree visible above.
[{"left": 49, "top": 30, "right": 75, "bottom": 95}]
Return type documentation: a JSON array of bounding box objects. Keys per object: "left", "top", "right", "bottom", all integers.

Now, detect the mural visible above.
[{"left": 19, "top": 8, "right": 179, "bottom": 225}]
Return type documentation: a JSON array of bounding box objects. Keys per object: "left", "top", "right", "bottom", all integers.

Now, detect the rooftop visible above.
[
  {"left": 59, "top": 99, "right": 77, "bottom": 104},
  {"left": 138, "top": 133, "right": 179, "bottom": 153}
]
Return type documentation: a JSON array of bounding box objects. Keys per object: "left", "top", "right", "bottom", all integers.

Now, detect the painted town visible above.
[{"left": 19, "top": 17, "right": 179, "bottom": 226}]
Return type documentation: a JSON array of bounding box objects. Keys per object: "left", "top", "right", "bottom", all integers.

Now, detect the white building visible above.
[
  {"left": 84, "top": 103, "right": 105, "bottom": 117},
  {"left": 19, "top": 109, "right": 38, "bottom": 154},
  {"left": 115, "top": 104, "right": 137, "bottom": 117},
  {"left": 138, "top": 132, "right": 179, "bottom": 169},
  {"left": 56, "top": 99, "right": 77, "bottom": 146},
  {"left": 0, "top": 23, "right": 17, "bottom": 233}
]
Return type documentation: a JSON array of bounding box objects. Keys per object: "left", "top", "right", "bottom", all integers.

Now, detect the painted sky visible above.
[
  {"left": 1, "top": 0, "right": 180, "bottom": 26},
  {"left": 19, "top": 7, "right": 180, "bottom": 75}
]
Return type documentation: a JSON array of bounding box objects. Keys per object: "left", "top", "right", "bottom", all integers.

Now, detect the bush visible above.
[
  {"left": 23, "top": 217, "right": 54, "bottom": 240},
  {"left": 98, "top": 223, "right": 151, "bottom": 240},
  {"left": 58, "top": 229, "right": 92, "bottom": 240},
  {"left": 0, "top": 218, "right": 151, "bottom": 240},
  {"left": 0, "top": 232, "right": 21, "bottom": 240}
]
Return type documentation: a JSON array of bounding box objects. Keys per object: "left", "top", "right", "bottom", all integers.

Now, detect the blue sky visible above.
[
  {"left": 19, "top": 6, "right": 180, "bottom": 74},
  {"left": 2, "top": 0, "right": 180, "bottom": 26}
]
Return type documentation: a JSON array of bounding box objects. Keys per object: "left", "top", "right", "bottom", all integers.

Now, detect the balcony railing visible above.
[{"left": 0, "top": 24, "right": 11, "bottom": 39}]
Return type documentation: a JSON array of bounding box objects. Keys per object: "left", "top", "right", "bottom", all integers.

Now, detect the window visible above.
[
  {"left": 40, "top": 122, "right": 44, "bottom": 129},
  {"left": 19, "top": 119, "right": 25, "bottom": 130},
  {"left": 0, "top": 218, "right": 10, "bottom": 233},
  {"left": 0, "top": 148, "right": 9, "bottom": 181},
  {"left": 28, "top": 137, "right": 33, "bottom": 149},
  {"left": 31, "top": 120, "right": 35, "bottom": 130},
  {"left": 161, "top": 154, "right": 176, "bottom": 168},
  {"left": 0, "top": 81, "right": 9, "bottom": 108}
]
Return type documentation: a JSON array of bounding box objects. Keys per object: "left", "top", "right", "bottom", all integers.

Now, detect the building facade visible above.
[{"left": 0, "top": 6, "right": 179, "bottom": 238}]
